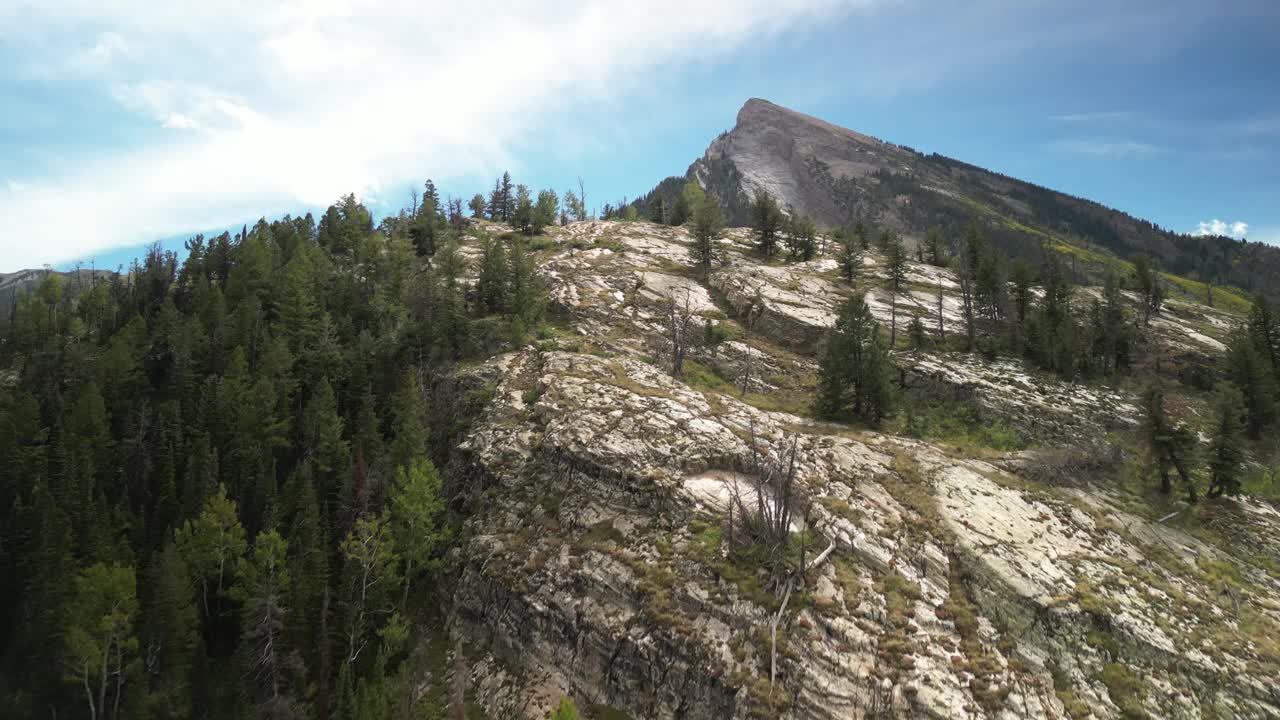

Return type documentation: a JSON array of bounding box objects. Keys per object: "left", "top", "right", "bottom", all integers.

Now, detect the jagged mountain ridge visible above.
[{"left": 635, "top": 98, "right": 1280, "bottom": 297}]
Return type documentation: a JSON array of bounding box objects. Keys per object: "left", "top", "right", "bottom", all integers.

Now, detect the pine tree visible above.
[
  {"left": 1223, "top": 328, "right": 1279, "bottom": 437},
  {"left": 282, "top": 465, "right": 328, "bottom": 692},
  {"left": 175, "top": 484, "right": 248, "bottom": 619},
  {"left": 507, "top": 237, "right": 543, "bottom": 329},
  {"left": 649, "top": 193, "right": 667, "bottom": 224},
  {"left": 499, "top": 171, "right": 515, "bottom": 221},
  {"left": 468, "top": 193, "right": 486, "bottom": 218},
  {"left": 838, "top": 233, "right": 860, "bottom": 283},
  {"left": 534, "top": 189, "right": 559, "bottom": 234},
  {"left": 1036, "top": 255, "right": 1076, "bottom": 376},
  {"left": 909, "top": 315, "right": 926, "bottom": 351},
  {"left": 389, "top": 369, "right": 428, "bottom": 473},
  {"left": 476, "top": 237, "right": 510, "bottom": 315},
  {"left": 1206, "top": 383, "right": 1247, "bottom": 498},
  {"left": 1248, "top": 295, "right": 1280, "bottom": 374},
  {"left": 234, "top": 529, "right": 300, "bottom": 718},
  {"left": 690, "top": 184, "right": 724, "bottom": 277},
  {"left": 338, "top": 514, "right": 400, "bottom": 672},
  {"left": 751, "top": 191, "right": 783, "bottom": 257},
  {"left": 785, "top": 214, "right": 817, "bottom": 261},
  {"left": 957, "top": 223, "right": 982, "bottom": 352},
  {"left": 387, "top": 458, "right": 447, "bottom": 608},
  {"left": 815, "top": 294, "right": 893, "bottom": 424},
  {"left": 141, "top": 542, "right": 199, "bottom": 719},
  {"left": 62, "top": 562, "right": 140, "bottom": 720},
  {"left": 884, "top": 231, "right": 907, "bottom": 346},
  {"left": 512, "top": 184, "right": 534, "bottom": 235},
  {"left": 1093, "top": 273, "right": 1130, "bottom": 374},
  {"left": 486, "top": 179, "right": 503, "bottom": 220},
  {"left": 1133, "top": 255, "right": 1164, "bottom": 326},
  {"left": 1010, "top": 258, "right": 1033, "bottom": 326},
  {"left": 1141, "top": 384, "right": 1198, "bottom": 501},
  {"left": 924, "top": 226, "right": 944, "bottom": 266}
]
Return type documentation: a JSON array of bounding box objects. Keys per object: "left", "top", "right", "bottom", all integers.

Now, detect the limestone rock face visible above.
[{"left": 443, "top": 219, "right": 1279, "bottom": 720}]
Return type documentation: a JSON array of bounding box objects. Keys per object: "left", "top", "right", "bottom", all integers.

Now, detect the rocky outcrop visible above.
[{"left": 441, "top": 219, "right": 1279, "bottom": 720}]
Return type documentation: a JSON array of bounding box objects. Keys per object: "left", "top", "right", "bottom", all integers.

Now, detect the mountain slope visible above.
[
  {"left": 638, "top": 99, "right": 1280, "bottom": 299},
  {"left": 448, "top": 218, "right": 1280, "bottom": 720}
]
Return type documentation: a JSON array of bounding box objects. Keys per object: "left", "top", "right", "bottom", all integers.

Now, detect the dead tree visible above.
[
  {"left": 936, "top": 275, "right": 945, "bottom": 343},
  {"left": 665, "top": 289, "right": 697, "bottom": 377}
]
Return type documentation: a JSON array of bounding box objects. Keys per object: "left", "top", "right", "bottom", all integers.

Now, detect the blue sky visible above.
[{"left": 1, "top": 0, "right": 1278, "bottom": 272}]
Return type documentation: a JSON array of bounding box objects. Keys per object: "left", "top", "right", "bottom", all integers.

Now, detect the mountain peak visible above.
[{"left": 678, "top": 100, "right": 1280, "bottom": 297}]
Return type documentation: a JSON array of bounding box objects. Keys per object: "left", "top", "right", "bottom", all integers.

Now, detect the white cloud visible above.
[
  {"left": 65, "top": 31, "right": 135, "bottom": 73},
  {"left": 1052, "top": 138, "right": 1165, "bottom": 158},
  {"left": 0, "top": 0, "right": 870, "bottom": 270},
  {"left": 1193, "top": 219, "right": 1249, "bottom": 239}
]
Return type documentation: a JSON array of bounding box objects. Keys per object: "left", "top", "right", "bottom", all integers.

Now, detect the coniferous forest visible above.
[{"left": 0, "top": 181, "right": 552, "bottom": 720}]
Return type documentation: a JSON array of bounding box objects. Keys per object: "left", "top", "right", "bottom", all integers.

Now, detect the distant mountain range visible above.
[
  {"left": 0, "top": 267, "right": 115, "bottom": 309},
  {"left": 636, "top": 98, "right": 1279, "bottom": 299}
]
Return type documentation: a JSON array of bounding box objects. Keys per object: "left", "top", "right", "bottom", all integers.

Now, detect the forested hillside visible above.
[{"left": 0, "top": 181, "right": 555, "bottom": 719}]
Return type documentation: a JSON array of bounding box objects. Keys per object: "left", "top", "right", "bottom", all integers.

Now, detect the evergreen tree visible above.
[
  {"left": 957, "top": 223, "right": 982, "bottom": 352},
  {"left": 1009, "top": 258, "right": 1033, "bottom": 326},
  {"left": 499, "top": 172, "right": 515, "bottom": 220},
  {"left": 512, "top": 184, "right": 534, "bottom": 235},
  {"left": 649, "top": 193, "right": 667, "bottom": 224},
  {"left": 1092, "top": 273, "right": 1131, "bottom": 374},
  {"left": 1132, "top": 254, "right": 1165, "bottom": 326},
  {"left": 234, "top": 529, "right": 301, "bottom": 718},
  {"left": 924, "top": 226, "right": 944, "bottom": 266},
  {"left": 785, "top": 214, "right": 817, "bottom": 261},
  {"left": 388, "top": 369, "right": 428, "bottom": 473},
  {"left": 1248, "top": 295, "right": 1280, "bottom": 374},
  {"left": 815, "top": 294, "right": 894, "bottom": 424},
  {"left": 1035, "top": 255, "right": 1076, "bottom": 376},
  {"left": 751, "top": 191, "right": 784, "bottom": 257},
  {"left": 1223, "top": 328, "right": 1279, "bottom": 437},
  {"left": 1140, "top": 384, "right": 1198, "bottom": 502},
  {"left": 468, "top": 193, "right": 487, "bottom": 218},
  {"left": 476, "top": 237, "right": 510, "bottom": 315},
  {"left": 884, "top": 231, "right": 907, "bottom": 346},
  {"left": 1206, "top": 383, "right": 1247, "bottom": 498},
  {"left": 534, "top": 189, "right": 559, "bottom": 234},
  {"left": 141, "top": 542, "right": 199, "bottom": 719},
  {"left": 689, "top": 184, "right": 724, "bottom": 277},
  {"left": 486, "top": 178, "right": 503, "bottom": 220},
  {"left": 62, "top": 562, "right": 140, "bottom": 720},
  {"left": 338, "top": 514, "right": 400, "bottom": 674},
  {"left": 175, "top": 484, "right": 248, "bottom": 619},
  {"left": 387, "top": 458, "right": 447, "bottom": 608},
  {"left": 909, "top": 314, "right": 927, "bottom": 351},
  {"left": 837, "top": 232, "right": 861, "bottom": 283}
]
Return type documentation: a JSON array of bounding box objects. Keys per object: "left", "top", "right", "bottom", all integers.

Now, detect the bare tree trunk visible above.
[
  {"left": 82, "top": 662, "right": 96, "bottom": 720},
  {"left": 770, "top": 578, "right": 794, "bottom": 692},
  {"left": 890, "top": 290, "right": 897, "bottom": 346},
  {"left": 937, "top": 277, "right": 945, "bottom": 342},
  {"left": 318, "top": 588, "right": 330, "bottom": 720}
]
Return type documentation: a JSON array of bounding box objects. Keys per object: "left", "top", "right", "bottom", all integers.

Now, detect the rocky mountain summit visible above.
[
  {"left": 441, "top": 218, "right": 1280, "bottom": 719},
  {"left": 648, "top": 99, "right": 1280, "bottom": 299}
]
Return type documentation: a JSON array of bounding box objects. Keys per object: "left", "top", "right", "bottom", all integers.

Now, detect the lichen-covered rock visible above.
[{"left": 441, "top": 219, "right": 1280, "bottom": 720}]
